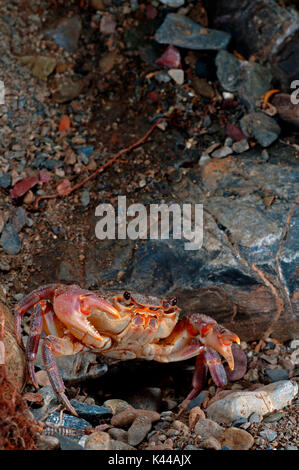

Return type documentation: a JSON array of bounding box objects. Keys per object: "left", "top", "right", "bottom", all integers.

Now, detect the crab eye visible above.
[
  {"left": 123, "top": 291, "right": 131, "bottom": 301},
  {"left": 170, "top": 297, "right": 177, "bottom": 306}
]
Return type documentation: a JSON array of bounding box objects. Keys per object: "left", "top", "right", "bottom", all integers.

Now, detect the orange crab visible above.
[{"left": 15, "top": 284, "right": 240, "bottom": 416}]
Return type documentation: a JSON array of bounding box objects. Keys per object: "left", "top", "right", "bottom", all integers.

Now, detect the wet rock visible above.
[
  {"left": 85, "top": 431, "right": 111, "bottom": 450},
  {"left": 232, "top": 139, "right": 250, "bottom": 154},
  {"left": 272, "top": 93, "right": 299, "bottom": 129},
  {"left": 0, "top": 299, "right": 26, "bottom": 391},
  {"left": 111, "top": 409, "right": 160, "bottom": 427},
  {"left": 108, "top": 428, "right": 128, "bottom": 443},
  {"left": 259, "top": 429, "right": 277, "bottom": 442},
  {"left": 37, "top": 435, "right": 60, "bottom": 450},
  {"left": 0, "top": 173, "right": 11, "bottom": 188},
  {"left": 155, "top": 14, "right": 231, "bottom": 51},
  {"left": 211, "top": 146, "right": 233, "bottom": 159},
  {"left": 10, "top": 207, "right": 26, "bottom": 233},
  {"left": 194, "top": 418, "right": 225, "bottom": 440},
  {"left": 103, "top": 399, "right": 133, "bottom": 415},
  {"left": 0, "top": 223, "right": 21, "bottom": 255},
  {"left": 44, "top": 16, "right": 82, "bottom": 53},
  {"left": 265, "top": 368, "right": 289, "bottom": 382},
  {"left": 70, "top": 400, "right": 112, "bottom": 424},
  {"left": 240, "top": 111, "right": 281, "bottom": 147},
  {"left": 128, "top": 415, "right": 152, "bottom": 446},
  {"left": 206, "top": 380, "right": 298, "bottom": 424},
  {"left": 20, "top": 56, "right": 56, "bottom": 81},
  {"left": 155, "top": 45, "right": 182, "bottom": 69},
  {"left": 200, "top": 436, "right": 221, "bottom": 450},
  {"left": 216, "top": 51, "right": 273, "bottom": 111},
  {"left": 219, "top": 427, "right": 254, "bottom": 450}
]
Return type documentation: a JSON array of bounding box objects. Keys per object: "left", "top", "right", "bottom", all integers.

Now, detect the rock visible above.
[
  {"left": 260, "top": 428, "right": 278, "bottom": 442},
  {"left": 100, "top": 14, "right": 116, "bottom": 34},
  {"left": 0, "top": 173, "right": 11, "bottom": 188},
  {"left": 192, "top": 77, "right": 215, "bottom": 99},
  {"left": 248, "top": 412, "right": 261, "bottom": 423},
  {"left": 70, "top": 400, "right": 112, "bottom": 424},
  {"left": 10, "top": 207, "right": 27, "bottom": 233},
  {"left": 37, "top": 435, "right": 60, "bottom": 450},
  {"left": 155, "top": 14, "right": 231, "bottom": 51},
  {"left": 219, "top": 427, "right": 254, "bottom": 450},
  {"left": 159, "top": 0, "right": 185, "bottom": 7},
  {"left": 0, "top": 224, "right": 21, "bottom": 255},
  {"left": 244, "top": 368, "right": 259, "bottom": 382},
  {"left": 272, "top": 93, "right": 299, "bottom": 129},
  {"left": 110, "top": 440, "right": 136, "bottom": 450},
  {"left": 99, "top": 52, "right": 118, "bottom": 74},
  {"left": 55, "top": 434, "right": 84, "bottom": 450},
  {"left": 211, "top": 146, "right": 233, "bottom": 158},
  {"left": 128, "top": 415, "right": 152, "bottom": 446},
  {"left": 232, "top": 139, "right": 250, "bottom": 154},
  {"left": 10, "top": 176, "right": 39, "bottom": 199},
  {"left": 200, "top": 436, "right": 221, "bottom": 450},
  {"left": 240, "top": 111, "right": 281, "bottom": 147},
  {"left": 168, "top": 69, "right": 184, "bottom": 85},
  {"left": 0, "top": 299, "right": 26, "bottom": 391},
  {"left": 226, "top": 123, "right": 247, "bottom": 141},
  {"left": 85, "top": 431, "right": 111, "bottom": 450},
  {"left": 155, "top": 45, "right": 182, "bottom": 69},
  {"left": 111, "top": 409, "right": 160, "bottom": 427},
  {"left": 265, "top": 368, "right": 289, "bottom": 382},
  {"left": 194, "top": 418, "right": 225, "bottom": 440},
  {"left": 103, "top": 399, "right": 133, "bottom": 415},
  {"left": 206, "top": 380, "right": 298, "bottom": 424},
  {"left": 189, "top": 406, "right": 206, "bottom": 429},
  {"left": 108, "top": 428, "right": 128, "bottom": 443},
  {"left": 20, "top": 56, "right": 56, "bottom": 81},
  {"left": 52, "top": 77, "right": 85, "bottom": 103},
  {"left": 44, "top": 15, "right": 82, "bottom": 53},
  {"left": 216, "top": 51, "right": 273, "bottom": 111},
  {"left": 30, "top": 386, "right": 60, "bottom": 419},
  {"left": 81, "top": 190, "right": 90, "bottom": 207}
]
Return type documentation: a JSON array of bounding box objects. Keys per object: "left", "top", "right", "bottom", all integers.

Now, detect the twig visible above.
[{"left": 33, "top": 117, "right": 169, "bottom": 210}]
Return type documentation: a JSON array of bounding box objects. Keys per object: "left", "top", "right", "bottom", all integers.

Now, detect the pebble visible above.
[
  {"left": 20, "top": 55, "right": 57, "bottom": 81},
  {"left": 0, "top": 173, "right": 11, "bottom": 188},
  {"left": 111, "top": 409, "right": 160, "bottom": 427},
  {"left": 155, "top": 45, "right": 182, "bottom": 69},
  {"left": 155, "top": 14, "right": 231, "bottom": 50},
  {"left": 211, "top": 146, "right": 233, "bottom": 158},
  {"left": 232, "top": 418, "right": 248, "bottom": 427},
  {"left": 37, "top": 435, "right": 60, "bottom": 450},
  {"left": 259, "top": 429, "right": 278, "bottom": 442},
  {"left": 53, "top": 434, "right": 84, "bottom": 450},
  {"left": 0, "top": 223, "right": 21, "bottom": 255},
  {"left": 206, "top": 380, "right": 298, "bottom": 424},
  {"left": 128, "top": 415, "right": 152, "bottom": 446},
  {"left": 194, "top": 418, "right": 225, "bottom": 440},
  {"left": 189, "top": 406, "right": 206, "bottom": 429},
  {"left": 200, "top": 436, "right": 222, "bottom": 450},
  {"left": 108, "top": 428, "right": 128, "bottom": 443},
  {"left": 192, "top": 77, "right": 214, "bottom": 99},
  {"left": 168, "top": 69, "right": 184, "bottom": 85},
  {"left": 70, "top": 400, "right": 112, "bottom": 424},
  {"left": 232, "top": 139, "right": 250, "bottom": 154},
  {"left": 159, "top": 0, "right": 185, "bottom": 7},
  {"left": 85, "top": 431, "right": 111, "bottom": 450},
  {"left": 80, "top": 189, "right": 90, "bottom": 207},
  {"left": 44, "top": 15, "right": 82, "bottom": 53},
  {"left": 110, "top": 440, "right": 136, "bottom": 450},
  {"left": 263, "top": 411, "right": 285, "bottom": 423},
  {"left": 219, "top": 427, "right": 254, "bottom": 450},
  {"left": 103, "top": 399, "right": 133, "bottom": 415},
  {"left": 248, "top": 412, "right": 261, "bottom": 423},
  {"left": 240, "top": 111, "right": 281, "bottom": 148},
  {"left": 10, "top": 207, "right": 26, "bottom": 232},
  {"left": 265, "top": 368, "right": 289, "bottom": 382}
]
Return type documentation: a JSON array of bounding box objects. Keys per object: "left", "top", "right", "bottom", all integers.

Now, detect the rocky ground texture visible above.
[{"left": 0, "top": 0, "right": 298, "bottom": 451}]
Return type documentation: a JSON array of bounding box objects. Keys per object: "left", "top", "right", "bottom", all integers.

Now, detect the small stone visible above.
[
  {"left": 108, "top": 428, "right": 128, "bottom": 443},
  {"left": 232, "top": 139, "right": 250, "bottom": 154},
  {"left": 232, "top": 418, "right": 248, "bottom": 427},
  {"left": 211, "top": 146, "right": 233, "bottom": 159},
  {"left": 128, "top": 415, "right": 152, "bottom": 446},
  {"left": 70, "top": 400, "right": 112, "bottom": 423},
  {"left": 20, "top": 56, "right": 57, "bottom": 81},
  {"left": 240, "top": 112, "right": 281, "bottom": 147},
  {"left": 290, "top": 339, "right": 299, "bottom": 349},
  {"left": 168, "top": 69, "right": 184, "bottom": 85},
  {"left": 219, "top": 427, "right": 254, "bottom": 450},
  {"left": 194, "top": 419, "right": 225, "bottom": 440},
  {"left": 156, "top": 45, "right": 182, "bottom": 69},
  {"left": 159, "top": 0, "right": 185, "bottom": 7},
  {"left": 0, "top": 223, "right": 21, "bottom": 255},
  {"left": 11, "top": 207, "right": 27, "bottom": 233},
  {"left": 0, "top": 173, "right": 12, "bottom": 188},
  {"left": 189, "top": 406, "right": 206, "bottom": 429},
  {"left": 244, "top": 368, "right": 259, "bottom": 382},
  {"left": 110, "top": 440, "right": 136, "bottom": 450},
  {"left": 285, "top": 445, "right": 298, "bottom": 450},
  {"left": 81, "top": 190, "right": 90, "bottom": 207},
  {"left": 265, "top": 368, "right": 289, "bottom": 382},
  {"left": 259, "top": 429, "right": 277, "bottom": 442},
  {"left": 99, "top": 52, "right": 118, "bottom": 74},
  {"left": 44, "top": 15, "right": 82, "bottom": 53},
  {"left": 193, "top": 77, "right": 215, "bottom": 99},
  {"left": 263, "top": 412, "right": 285, "bottom": 423},
  {"left": 248, "top": 412, "right": 261, "bottom": 423},
  {"left": 155, "top": 14, "right": 231, "bottom": 51},
  {"left": 103, "top": 399, "right": 133, "bottom": 415},
  {"left": 172, "top": 420, "right": 189, "bottom": 435},
  {"left": 200, "top": 436, "right": 221, "bottom": 450},
  {"left": 85, "top": 431, "right": 111, "bottom": 450},
  {"left": 111, "top": 409, "right": 160, "bottom": 427},
  {"left": 100, "top": 14, "right": 116, "bottom": 34},
  {"left": 37, "top": 435, "right": 60, "bottom": 450}
]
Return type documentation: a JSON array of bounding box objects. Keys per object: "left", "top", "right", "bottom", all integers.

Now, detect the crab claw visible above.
[{"left": 187, "top": 314, "right": 240, "bottom": 370}]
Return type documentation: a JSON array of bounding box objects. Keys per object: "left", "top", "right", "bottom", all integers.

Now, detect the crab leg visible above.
[
  {"left": 15, "top": 283, "right": 62, "bottom": 347},
  {"left": 41, "top": 335, "right": 87, "bottom": 416},
  {"left": 25, "top": 302, "right": 45, "bottom": 389}
]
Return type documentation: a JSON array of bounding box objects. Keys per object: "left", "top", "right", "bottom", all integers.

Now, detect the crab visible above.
[{"left": 15, "top": 283, "right": 240, "bottom": 416}]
